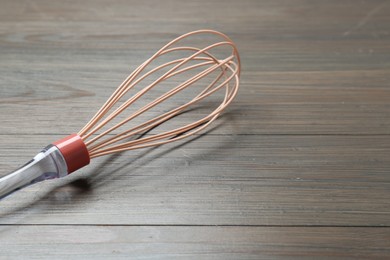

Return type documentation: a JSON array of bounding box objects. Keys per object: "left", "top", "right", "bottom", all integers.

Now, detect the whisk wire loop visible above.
[{"left": 78, "top": 30, "right": 241, "bottom": 158}]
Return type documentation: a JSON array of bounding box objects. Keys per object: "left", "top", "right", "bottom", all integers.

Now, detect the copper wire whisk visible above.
[{"left": 0, "top": 30, "right": 240, "bottom": 200}]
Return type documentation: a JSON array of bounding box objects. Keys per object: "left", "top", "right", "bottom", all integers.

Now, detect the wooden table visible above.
[{"left": 0, "top": 0, "right": 389, "bottom": 258}]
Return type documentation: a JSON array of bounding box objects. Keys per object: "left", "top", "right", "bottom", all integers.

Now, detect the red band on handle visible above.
[{"left": 53, "top": 134, "right": 90, "bottom": 174}]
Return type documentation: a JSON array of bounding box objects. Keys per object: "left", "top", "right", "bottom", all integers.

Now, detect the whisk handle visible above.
[
  {"left": 0, "top": 134, "right": 90, "bottom": 200},
  {"left": 0, "top": 145, "right": 68, "bottom": 200}
]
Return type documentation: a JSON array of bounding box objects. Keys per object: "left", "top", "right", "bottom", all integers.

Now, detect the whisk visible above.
[{"left": 0, "top": 30, "right": 240, "bottom": 200}]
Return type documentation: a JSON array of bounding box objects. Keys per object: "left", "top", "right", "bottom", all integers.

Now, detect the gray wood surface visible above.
[{"left": 1, "top": 0, "right": 389, "bottom": 258}]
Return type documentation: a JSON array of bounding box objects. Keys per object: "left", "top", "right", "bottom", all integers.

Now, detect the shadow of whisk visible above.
[
  {"left": 75, "top": 113, "right": 232, "bottom": 191},
  {"left": 0, "top": 108, "right": 243, "bottom": 222}
]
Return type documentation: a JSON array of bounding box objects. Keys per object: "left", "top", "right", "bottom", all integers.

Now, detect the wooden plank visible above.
[
  {"left": 1, "top": 69, "right": 390, "bottom": 135},
  {"left": 0, "top": 226, "right": 389, "bottom": 259},
  {"left": 1, "top": 134, "right": 389, "bottom": 226}
]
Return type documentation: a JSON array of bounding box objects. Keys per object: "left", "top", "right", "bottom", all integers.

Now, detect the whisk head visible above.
[{"left": 78, "top": 30, "right": 241, "bottom": 158}]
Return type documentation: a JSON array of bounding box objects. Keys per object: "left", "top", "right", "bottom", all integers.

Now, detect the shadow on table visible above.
[{"left": 0, "top": 108, "right": 247, "bottom": 223}]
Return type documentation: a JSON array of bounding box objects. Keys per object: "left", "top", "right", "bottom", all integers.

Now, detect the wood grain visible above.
[
  {"left": 0, "top": 226, "right": 389, "bottom": 259},
  {"left": 0, "top": 0, "right": 389, "bottom": 258}
]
